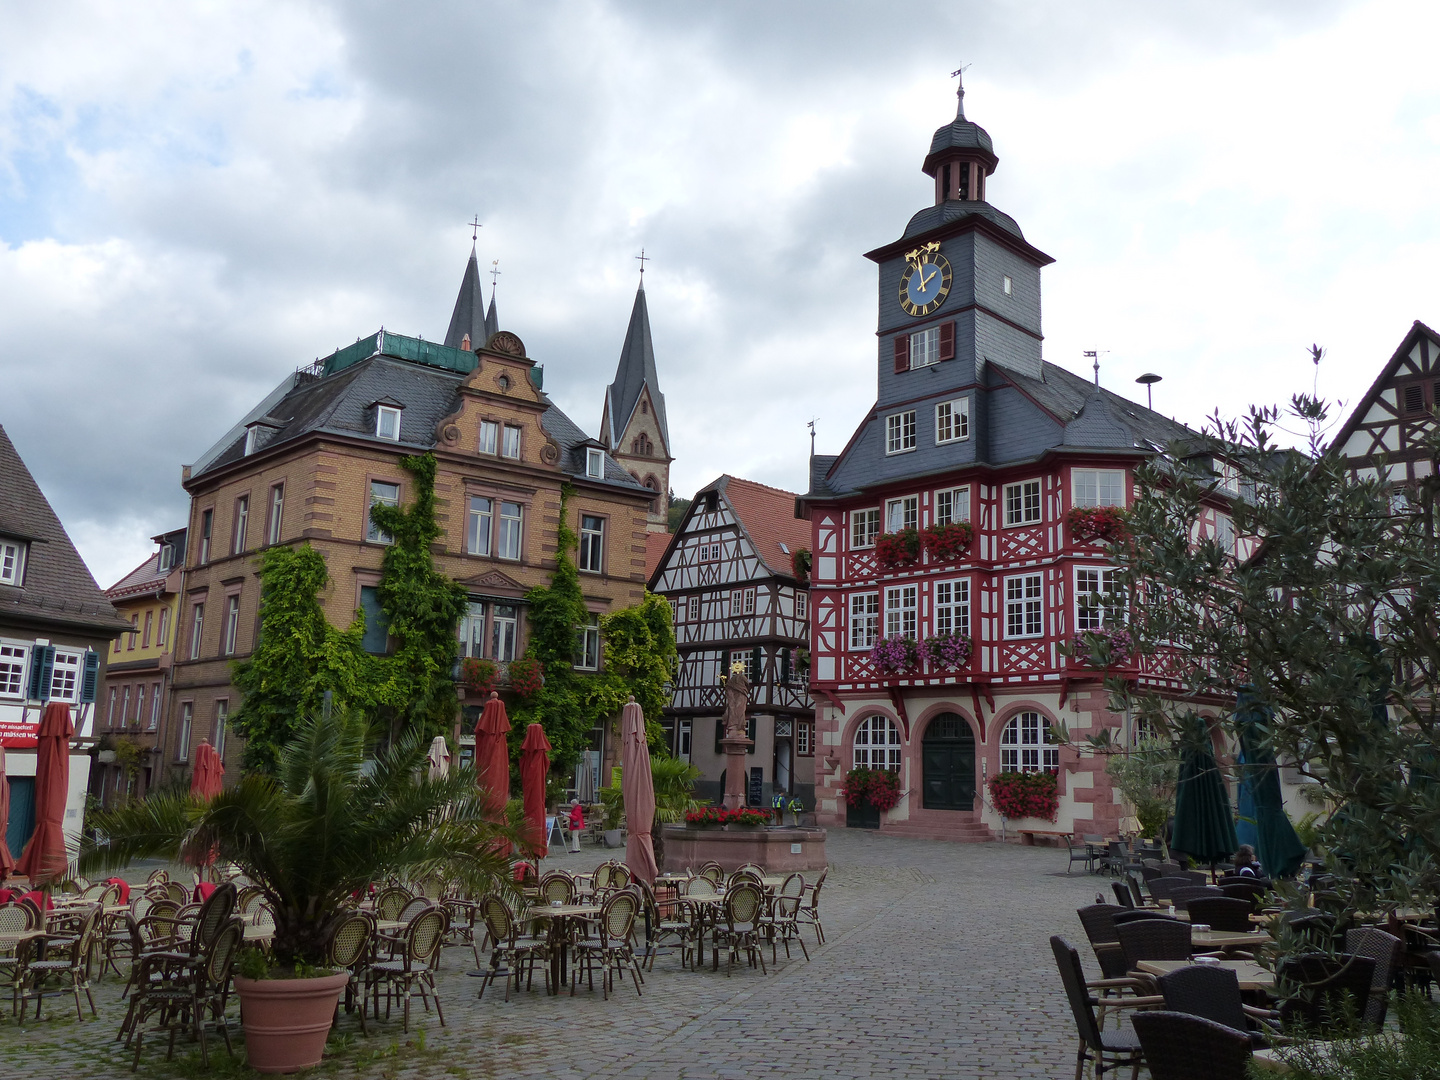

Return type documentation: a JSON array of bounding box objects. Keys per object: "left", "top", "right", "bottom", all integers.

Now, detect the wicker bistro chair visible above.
[
  {"left": 1146, "top": 877, "right": 1198, "bottom": 905},
  {"left": 373, "top": 886, "right": 412, "bottom": 922},
  {"left": 476, "top": 896, "right": 551, "bottom": 1001},
  {"left": 591, "top": 863, "right": 615, "bottom": 895},
  {"left": 571, "top": 891, "right": 644, "bottom": 999},
  {"left": 1275, "top": 953, "right": 1376, "bottom": 1033},
  {"left": 19, "top": 903, "right": 102, "bottom": 1021},
  {"left": 1112, "top": 882, "right": 1136, "bottom": 909},
  {"left": 0, "top": 903, "right": 38, "bottom": 1013},
  {"left": 1050, "top": 936, "right": 1159, "bottom": 1080},
  {"left": 1155, "top": 964, "right": 1282, "bottom": 1048},
  {"left": 1342, "top": 927, "right": 1401, "bottom": 1029},
  {"left": 709, "top": 883, "right": 767, "bottom": 978},
  {"left": 727, "top": 869, "right": 762, "bottom": 889},
  {"left": 796, "top": 866, "right": 827, "bottom": 945},
  {"left": 327, "top": 911, "right": 376, "bottom": 1035},
  {"left": 368, "top": 906, "right": 446, "bottom": 1032},
  {"left": 759, "top": 890, "right": 810, "bottom": 964},
  {"left": 1186, "top": 897, "right": 1256, "bottom": 935},
  {"left": 538, "top": 871, "right": 577, "bottom": 907},
  {"left": 1115, "top": 918, "right": 1205, "bottom": 974},
  {"left": 1130, "top": 1010, "right": 1255, "bottom": 1080},
  {"left": 633, "top": 879, "right": 694, "bottom": 971},
  {"left": 1077, "top": 905, "right": 1131, "bottom": 981},
  {"left": 697, "top": 862, "right": 725, "bottom": 885},
  {"left": 1168, "top": 886, "right": 1224, "bottom": 913},
  {"left": 440, "top": 896, "right": 484, "bottom": 969},
  {"left": 126, "top": 918, "right": 244, "bottom": 1071}
]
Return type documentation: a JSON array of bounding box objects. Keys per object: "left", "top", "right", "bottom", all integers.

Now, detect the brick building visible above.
[{"left": 164, "top": 253, "right": 657, "bottom": 781}]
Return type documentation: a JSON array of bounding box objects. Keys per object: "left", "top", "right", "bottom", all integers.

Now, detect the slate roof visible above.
[
  {"left": 900, "top": 199, "right": 1025, "bottom": 243},
  {"left": 604, "top": 285, "right": 670, "bottom": 451},
  {"left": 443, "top": 250, "right": 487, "bottom": 350},
  {"left": 192, "top": 349, "right": 644, "bottom": 494},
  {"left": 105, "top": 552, "right": 166, "bottom": 599},
  {"left": 0, "top": 424, "right": 130, "bottom": 635},
  {"left": 1002, "top": 361, "right": 1198, "bottom": 450}
]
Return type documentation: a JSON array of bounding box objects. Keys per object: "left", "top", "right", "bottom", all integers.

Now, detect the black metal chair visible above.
[
  {"left": 1186, "top": 897, "right": 1255, "bottom": 934},
  {"left": 1155, "top": 963, "right": 1281, "bottom": 1048},
  {"left": 1130, "top": 1010, "right": 1254, "bottom": 1080},
  {"left": 1051, "top": 935, "right": 1154, "bottom": 1080},
  {"left": 1068, "top": 834, "right": 1097, "bottom": 874},
  {"left": 1276, "top": 953, "right": 1376, "bottom": 1033},
  {"left": 1343, "top": 927, "right": 1400, "bottom": 1029}
]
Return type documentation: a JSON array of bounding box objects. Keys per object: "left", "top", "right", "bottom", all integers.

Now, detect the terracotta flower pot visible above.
[{"left": 235, "top": 971, "right": 347, "bottom": 1074}]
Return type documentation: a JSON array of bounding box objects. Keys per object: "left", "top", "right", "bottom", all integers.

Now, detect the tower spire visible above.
[
  {"left": 951, "top": 65, "right": 969, "bottom": 120},
  {"left": 443, "top": 247, "right": 486, "bottom": 351}
]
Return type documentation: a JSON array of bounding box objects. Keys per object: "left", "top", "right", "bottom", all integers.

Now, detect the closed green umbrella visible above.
[
  {"left": 1235, "top": 688, "right": 1307, "bottom": 879},
  {"left": 1171, "top": 717, "right": 1239, "bottom": 867}
]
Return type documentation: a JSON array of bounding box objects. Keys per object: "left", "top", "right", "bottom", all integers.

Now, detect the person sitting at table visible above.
[{"left": 1233, "top": 844, "right": 1263, "bottom": 878}]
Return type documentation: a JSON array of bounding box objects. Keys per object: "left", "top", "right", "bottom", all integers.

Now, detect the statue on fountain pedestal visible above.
[{"left": 720, "top": 665, "right": 752, "bottom": 809}]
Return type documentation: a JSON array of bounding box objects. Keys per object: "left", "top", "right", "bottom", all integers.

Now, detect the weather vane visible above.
[
  {"left": 636, "top": 248, "right": 650, "bottom": 280},
  {"left": 951, "top": 64, "right": 970, "bottom": 115},
  {"left": 490, "top": 259, "right": 501, "bottom": 287},
  {"left": 807, "top": 417, "right": 819, "bottom": 456}
]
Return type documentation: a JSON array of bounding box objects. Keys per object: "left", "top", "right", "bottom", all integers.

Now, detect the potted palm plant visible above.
[
  {"left": 599, "top": 781, "right": 626, "bottom": 847},
  {"left": 80, "top": 709, "right": 518, "bottom": 1073}
]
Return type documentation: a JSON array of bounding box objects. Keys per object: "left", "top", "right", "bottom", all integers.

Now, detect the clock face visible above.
[{"left": 899, "top": 252, "right": 952, "bottom": 317}]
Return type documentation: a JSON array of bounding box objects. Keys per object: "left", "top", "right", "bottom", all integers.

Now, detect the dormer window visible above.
[
  {"left": 376, "top": 406, "right": 402, "bottom": 441},
  {"left": 0, "top": 537, "right": 26, "bottom": 586},
  {"left": 586, "top": 448, "right": 604, "bottom": 479},
  {"left": 244, "top": 428, "right": 259, "bottom": 455}
]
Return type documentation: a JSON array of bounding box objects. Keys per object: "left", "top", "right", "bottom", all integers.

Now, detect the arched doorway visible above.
[{"left": 922, "top": 712, "right": 976, "bottom": 811}]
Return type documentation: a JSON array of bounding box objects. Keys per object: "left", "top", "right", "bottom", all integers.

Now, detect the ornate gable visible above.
[{"left": 434, "top": 333, "right": 562, "bottom": 468}]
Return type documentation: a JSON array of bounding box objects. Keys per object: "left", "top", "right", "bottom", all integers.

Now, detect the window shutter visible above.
[
  {"left": 28, "top": 645, "right": 55, "bottom": 701},
  {"left": 780, "top": 648, "right": 791, "bottom": 684},
  {"left": 80, "top": 650, "right": 100, "bottom": 703},
  {"left": 938, "top": 321, "right": 955, "bottom": 361},
  {"left": 893, "top": 334, "right": 909, "bottom": 373},
  {"left": 751, "top": 646, "right": 762, "bottom": 680}
]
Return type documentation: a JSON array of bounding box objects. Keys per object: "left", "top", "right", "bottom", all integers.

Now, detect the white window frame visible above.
[
  {"left": 1000, "top": 711, "right": 1059, "bottom": 773},
  {"left": 467, "top": 496, "right": 493, "bottom": 556},
  {"left": 885, "top": 496, "right": 918, "bottom": 534},
  {"left": 479, "top": 420, "right": 499, "bottom": 455},
  {"left": 1215, "top": 513, "right": 1236, "bottom": 554},
  {"left": 796, "top": 721, "right": 812, "bottom": 756},
  {"left": 578, "top": 515, "right": 604, "bottom": 574},
  {"left": 214, "top": 699, "right": 228, "bottom": 759},
  {"left": 232, "top": 495, "right": 249, "bottom": 554},
  {"left": 743, "top": 588, "right": 756, "bottom": 616},
  {"left": 1003, "top": 480, "right": 1043, "bottom": 526},
  {"left": 458, "top": 601, "right": 487, "bottom": 659},
  {"left": 222, "top": 595, "right": 241, "bottom": 656},
  {"left": 851, "top": 509, "right": 880, "bottom": 549},
  {"left": 853, "top": 715, "right": 902, "bottom": 771},
  {"left": 687, "top": 595, "right": 700, "bottom": 621},
  {"left": 267, "top": 483, "right": 285, "bottom": 546},
  {"left": 1004, "top": 573, "right": 1044, "bottom": 639},
  {"left": 795, "top": 591, "right": 808, "bottom": 620},
  {"left": 935, "top": 398, "right": 970, "bottom": 444},
  {"left": 367, "top": 481, "right": 399, "bottom": 544},
  {"left": 0, "top": 538, "right": 26, "bottom": 586},
  {"left": 0, "top": 641, "right": 29, "bottom": 698},
  {"left": 909, "top": 326, "right": 940, "bottom": 369},
  {"left": 497, "top": 501, "right": 523, "bottom": 560},
  {"left": 122, "top": 685, "right": 132, "bottom": 726},
  {"left": 134, "top": 685, "right": 145, "bottom": 728},
  {"left": 676, "top": 719, "right": 692, "bottom": 761},
  {"left": 1072, "top": 468, "right": 1126, "bottom": 509},
  {"left": 491, "top": 603, "right": 519, "bottom": 661},
  {"left": 189, "top": 602, "right": 205, "bottom": 660},
  {"left": 157, "top": 606, "right": 169, "bottom": 648},
  {"left": 1002, "top": 274, "right": 1013, "bottom": 296},
  {"left": 884, "top": 584, "right": 917, "bottom": 638},
  {"left": 502, "top": 424, "right": 522, "bottom": 460},
  {"left": 1075, "top": 566, "right": 1121, "bottom": 632},
  {"left": 935, "top": 579, "right": 970, "bottom": 637},
  {"left": 934, "top": 485, "right": 971, "bottom": 526},
  {"left": 376, "top": 405, "right": 402, "bottom": 441},
  {"left": 149, "top": 682, "right": 161, "bottom": 730},
  {"left": 586, "top": 447, "right": 605, "bottom": 479},
  {"left": 177, "top": 702, "right": 193, "bottom": 762},
  {"left": 885, "top": 411, "right": 917, "bottom": 455},
  {"left": 106, "top": 686, "right": 117, "bottom": 728},
  {"left": 574, "top": 613, "right": 601, "bottom": 671},
  {"left": 50, "top": 648, "right": 82, "bottom": 703},
  {"left": 849, "top": 592, "right": 879, "bottom": 650}
]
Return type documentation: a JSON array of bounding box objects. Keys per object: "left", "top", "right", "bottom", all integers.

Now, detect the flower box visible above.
[
  {"left": 1066, "top": 505, "right": 1130, "bottom": 544},
  {"left": 988, "top": 770, "right": 1059, "bottom": 822},
  {"left": 460, "top": 657, "right": 497, "bottom": 695},
  {"left": 922, "top": 631, "right": 972, "bottom": 670},
  {"left": 841, "top": 766, "right": 901, "bottom": 812},
  {"left": 870, "top": 635, "right": 921, "bottom": 676},
  {"left": 791, "top": 548, "right": 812, "bottom": 582},
  {"left": 921, "top": 521, "right": 973, "bottom": 562},
  {"left": 507, "top": 657, "right": 544, "bottom": 699},
  {"left": 875, "top": 529, "right": 921, "bottom": 570},
  {"left": 1069, "top": 628, "right": 1134, "bottom": 668}
]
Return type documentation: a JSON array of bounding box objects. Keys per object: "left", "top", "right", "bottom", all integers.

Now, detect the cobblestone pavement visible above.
[{"left": 0, "top": 832, "right": 1111, "bottom": 1079}]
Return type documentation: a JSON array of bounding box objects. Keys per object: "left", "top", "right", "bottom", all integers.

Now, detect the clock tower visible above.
[{"left": 864, "top": 81, "right": 1054, "bottom": 413}]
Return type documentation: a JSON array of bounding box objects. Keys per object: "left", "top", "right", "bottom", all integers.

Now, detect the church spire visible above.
[
  {"left": 484, "top": 259, "right": 500, "bottom": 342},
  {"left": 443, "top": 249, "right": 486, "bottom": 351},
  {"left": 603, "top": 283, "right": 668, "bottom": 452}
]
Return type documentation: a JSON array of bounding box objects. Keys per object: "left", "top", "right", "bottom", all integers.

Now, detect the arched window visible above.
[
  {"left": 1000, "top": 711, "right": 1059, "bottom": 772},
  {"left": 853, "top": 715, "right": 902, "bottom": 771}
]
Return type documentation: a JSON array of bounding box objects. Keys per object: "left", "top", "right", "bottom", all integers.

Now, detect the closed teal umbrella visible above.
[
  {"left": 1171, "top": 717, "right": 1239, "bottom": 866},
  {"left": 1236, "top": 688, "right": 1307, "bottom": 879}
]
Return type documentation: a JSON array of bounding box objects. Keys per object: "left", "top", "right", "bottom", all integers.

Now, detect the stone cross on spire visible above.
[{"left": 636, "top": 248, "right": 649, "bottom": 286}]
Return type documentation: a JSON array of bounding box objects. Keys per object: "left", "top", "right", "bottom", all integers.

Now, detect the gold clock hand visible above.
[{"left": 919, "top": 267, "right": 936, "bottom": 289}]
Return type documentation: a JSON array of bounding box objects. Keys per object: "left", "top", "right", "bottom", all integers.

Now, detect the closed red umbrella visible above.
[
  {"left": 0, "top": 744, "right": 15, "bottom": 881},
  {"left": 621, "top": 697, "right": 658, "bottom": 885},
  {"left": 520, "top": 723, "right": 552, "bottom": 858},
  {"left": 474, "top": 692, "right": 512, "bottom": 819},
  {"left": 14, "top": 702, "right": 73, "bottom": 886},
  {"left": 190, "top": 741, "right": 224, "bottom": 801}
]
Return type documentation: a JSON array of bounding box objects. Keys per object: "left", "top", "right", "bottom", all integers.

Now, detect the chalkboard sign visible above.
[{"left": 748, "top": 767, "right": 764, "bottom": 807}]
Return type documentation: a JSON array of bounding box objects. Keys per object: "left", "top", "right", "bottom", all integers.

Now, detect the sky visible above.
[{"left": 3, "top": 0, "right": 1439, "bottom": 590}]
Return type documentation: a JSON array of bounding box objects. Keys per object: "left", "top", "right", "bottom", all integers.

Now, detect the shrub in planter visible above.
[
  {"left": 1066, "top": 505, "right": 1130, "bottom": 544},
  {"left": 988, "top": 770, "right": 1059, "bottom": 822},
  {"left": 921, "top": 521, "right": 974, "bottom": 562},
  {"left": 871, "top": 635, "right": 921, "bottom": 675},
  {"left": 842, "top": 766, "right": 901, "bottom": 812},
  {"left": 462, "top": 656, "right": 498, "bottom": 694},
  {"left": 507, "top": 657, "right": 544, "bottom": 699},
  {"left": 923, "top": 631, "right": 973, "bottom": 670},
  {"left": 875, "top": 529, "right": 921, "bottom": 570}
]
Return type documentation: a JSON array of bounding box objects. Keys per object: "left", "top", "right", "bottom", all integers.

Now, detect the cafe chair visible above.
[{"left": 1130, "top": 1010, "right": 1254, "bottom": 1080}]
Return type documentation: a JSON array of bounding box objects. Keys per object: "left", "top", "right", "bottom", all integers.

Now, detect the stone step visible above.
[{"left": 877, "top": 820, "right": 996, "bottom": 843}]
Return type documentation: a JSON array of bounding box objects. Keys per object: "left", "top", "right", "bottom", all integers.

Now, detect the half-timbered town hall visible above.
[
  {"left": 798, "top": 84, "right": 1213, "bottom": 842},
  {"left": 651, "top": 476, "right": 813, "bottom": 807}
]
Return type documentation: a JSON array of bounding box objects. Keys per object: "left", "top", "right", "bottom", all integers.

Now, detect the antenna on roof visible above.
[
  {"left": 807, "top": 417, "right": 819, "bottom": 456},
  {"left": 1135, "top": 373, "right": 1162, "bottom": 410}
]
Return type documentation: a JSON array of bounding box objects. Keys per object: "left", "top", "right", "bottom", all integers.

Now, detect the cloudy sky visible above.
[{"left": 3, "top": 0, "right": 1438, "bottom": 589}]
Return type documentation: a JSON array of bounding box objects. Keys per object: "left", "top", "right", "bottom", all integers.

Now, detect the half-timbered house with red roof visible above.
[
  {"left": 649, "top": 476, "right": 814, "bottom": 807},
  {"left": 797, "top": 84, "right": 1236, "bottom": 842},
  {"left": 1333, "top": 320, "right": 1440, "bottom": 487}
]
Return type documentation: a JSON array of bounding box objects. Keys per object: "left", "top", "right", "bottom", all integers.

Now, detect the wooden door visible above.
[{"left": 922, "top": 713, "right": 976, "bottom": 811}]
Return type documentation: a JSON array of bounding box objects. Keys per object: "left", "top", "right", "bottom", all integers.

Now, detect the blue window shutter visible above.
[
  {"left": 27, "top": 646, "right": 55, "bottom": 701},
  {"left": 80, "top": 650, "right": 100, "bottom": 703}
]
